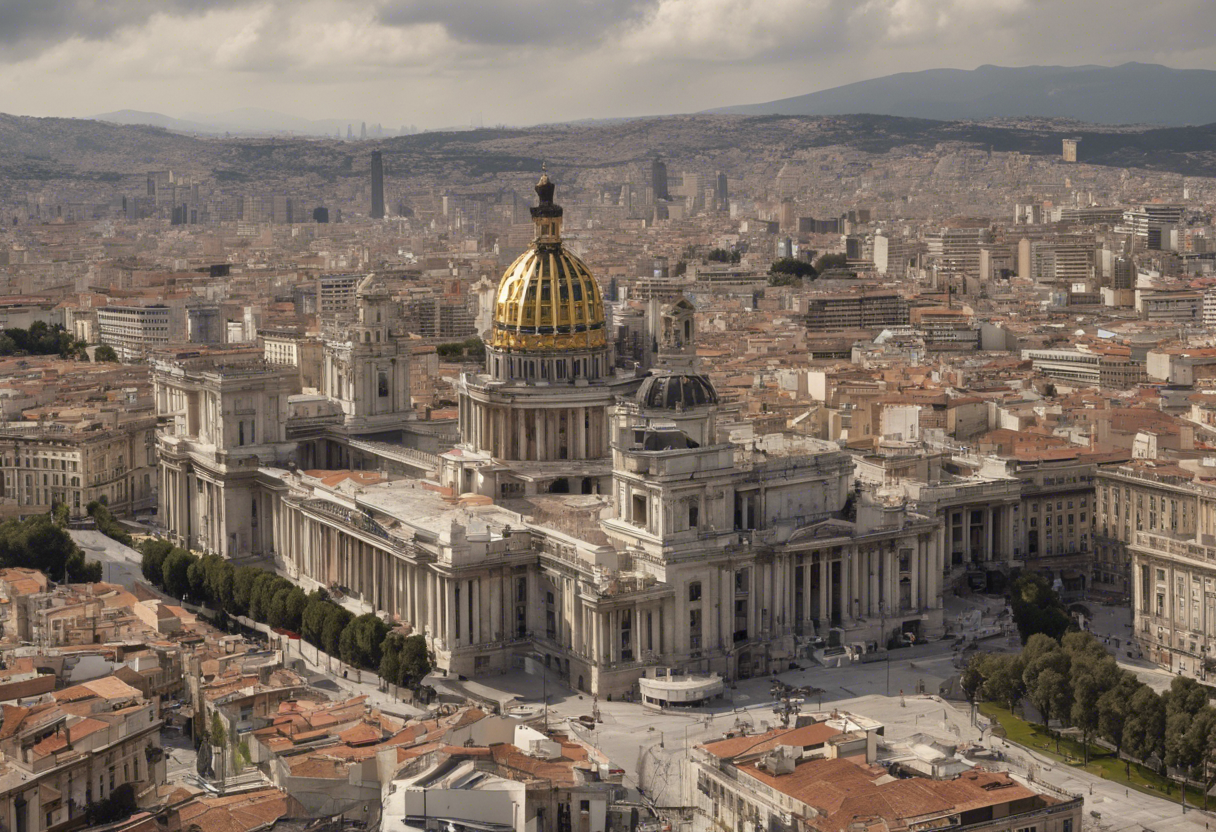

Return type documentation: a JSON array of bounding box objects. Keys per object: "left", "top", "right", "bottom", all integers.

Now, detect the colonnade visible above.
[
  {"left": 462, "top": 401, "right": 609, "bottom": 461},
  {"left": 947, "top": 504, "right": 1017, "bottom": 565}
]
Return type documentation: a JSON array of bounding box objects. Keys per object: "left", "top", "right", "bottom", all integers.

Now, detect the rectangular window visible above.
[{"left": 688, "top": 582, "right": 702, "bottom": 602}]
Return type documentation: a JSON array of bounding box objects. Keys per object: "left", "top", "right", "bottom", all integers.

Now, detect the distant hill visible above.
[
  {"left": 93, "top": 108, "right": 366, "bottom": 137},
  {"left": 707, "top": 63, "right": 1216, "bottom": 126},
  {"left": 4, "top": 111, "right": 1216, "bottom": 200}
]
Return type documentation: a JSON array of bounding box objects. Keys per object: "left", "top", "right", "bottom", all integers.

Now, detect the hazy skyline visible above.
[{"left": 3, "top": 0, "right": 1215, "bottom": 129}]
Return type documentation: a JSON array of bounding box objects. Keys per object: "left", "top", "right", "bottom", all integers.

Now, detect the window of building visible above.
[
  {"left": 735, "top": 569, "right": 749, "bottom": 593},
  {"left": 689, "top": 504, "right": 699, "bottom": 528},
  {"left": 688, "top": 582, "right": 702, "bottom": 602}
]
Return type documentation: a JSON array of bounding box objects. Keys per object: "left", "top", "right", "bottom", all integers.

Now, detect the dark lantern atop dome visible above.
[
  {"left": 531, "top": 169, "right": 561, "bottom": 219},
  {"left": 636, "top": 372, "right": 719, "bottom": 410}
]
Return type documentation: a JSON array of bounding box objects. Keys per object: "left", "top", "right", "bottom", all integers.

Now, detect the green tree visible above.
[
  {"left": 84, "top": 783, "right": 136, "bottom": 826},
  {"left": 301, "top": 593, "right": 334, "bottom": 646},
  {"left": 87, "top": 500, "right": 133, "bottom": 547},
  {"left": 398, "top": 634, "right": 432, "bottom": 688},
  {"left": 1165, "top": 675, "right": 1209, "bottom": 720},
  {"left": 246, "top": 571, "right": 275, "bottom": 621},
  {"left": 1097, "top": 674, "right": 1142, "bottom": 776},
  {"left": 140, "top": 538, "right": 172, "bottom": 586},
  {"left": 1190, "top": 708, "right": 1216, "bottom": 810},
  {"left": 268, "top": 586, "right": 292, "bottom": 628},
  {"left": 981, "top": 653, "right": 1026, "bottom": 712},
  {"left": 814, "top": 252, "right": 849, "bottom": 272},
  {"left": 161, "top": 548, "right": 196, "bottom": 599},
  {"left": 0, "top": 514, "right": 97, "bottom": 582},
  {"left": 961, "top": 654, "right": 986, "bottom": 707},
  {"left": 283, "top": 588, "right": 309, "bottom": 633},
  {"left": 1124, "top": 685, "right": 1166, "bottom": 771},
  {"left": 93, "top": 345, "right": 119, "bottom": 362},
  {"left": 1009, "top": 572, "right": 1072, "bottom": 643},
  {"left": 380, "top": 635, "right": 402, "bottom": 686},
  {"left": 231, "top": 565, "right": 261, "bottom": 616},
  {"left": 202, "top": 555, "right": 235, "bottom": 611},
  {"left": 187, "top": 559, "right": 208, "bottom": 602},
  {"left": 1026, "top": 668, "right": 1072, "bottom": 753},
  {"left": 210, "top": 712, "right": 226, "bottom": 748},
  {"left": 323, "top": 606, "right": 354, "bottom": 656},
  {"left": 340, "top": 613, "right": 390, "bottom": 669}
]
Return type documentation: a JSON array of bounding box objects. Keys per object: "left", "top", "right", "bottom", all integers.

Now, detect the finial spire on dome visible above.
[
  {"left": 535, "top": 164, "right": 556, "bottom": 207},
  {"left": 531, "top": 166, "right": 561, "bottom": 235}
]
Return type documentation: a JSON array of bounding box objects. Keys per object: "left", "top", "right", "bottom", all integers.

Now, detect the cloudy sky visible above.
[{"left": 2, "top": 0, "right": 1214, "bottom": 128}]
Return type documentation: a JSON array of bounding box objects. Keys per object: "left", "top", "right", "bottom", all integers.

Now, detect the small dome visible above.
[{"left": 636, "top": 372, "right": 718, "bottom": 410}]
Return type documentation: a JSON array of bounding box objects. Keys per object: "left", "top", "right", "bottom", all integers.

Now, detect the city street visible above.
[
  {"left": 466, "top": 633, "right": 1215, "bottom": 832},
  {"left": 69, "top": 529, "right": 144, "bottom": 589},
  {"left": 162, "top": 728, "right": 199, "bottom": 786}
]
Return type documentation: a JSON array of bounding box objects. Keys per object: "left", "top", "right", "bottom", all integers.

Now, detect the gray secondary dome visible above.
[{"left": 636, "top": 372, "right": 719, "bottom": 410}]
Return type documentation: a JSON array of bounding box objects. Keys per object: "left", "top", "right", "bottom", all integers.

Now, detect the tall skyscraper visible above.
[
  {"left": 715, "top": 171, "right": 728, "bottom": 210},
  {"left": 370, "top": 151, "right": 386, "bottom": 219},
  {"left": 651, "top": 158, "right": 670, "bottom": 201}
]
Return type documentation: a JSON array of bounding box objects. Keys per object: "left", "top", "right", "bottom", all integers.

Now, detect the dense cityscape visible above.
[{"left": 4, "top": 6, "right": 1216, "bottom": 832}]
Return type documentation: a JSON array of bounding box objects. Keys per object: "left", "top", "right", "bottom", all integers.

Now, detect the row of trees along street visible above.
[
  {"left": 139, "top": 539, "right": 432, "bottom": 692},
  {"left": 964, "top": 572, "right": 1216, "bottom": 807}
]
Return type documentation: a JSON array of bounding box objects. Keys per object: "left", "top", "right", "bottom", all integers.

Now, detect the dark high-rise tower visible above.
[
  {"left": 651, "top": 157, "right": 670, "bottom": 201},
  {"left": 370, "top": 151, "right": 385, "bottom": 219},
  {"left": 716, "top": 171, "right": 728, "bottom": 211}
]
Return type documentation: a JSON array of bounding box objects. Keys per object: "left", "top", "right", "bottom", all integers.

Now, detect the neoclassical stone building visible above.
[{"left": 154, "top": 176, "right": 946, "bottom": 696}]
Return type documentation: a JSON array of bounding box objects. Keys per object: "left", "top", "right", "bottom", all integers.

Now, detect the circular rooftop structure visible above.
[{"left": 636, "top": 372, "right": 718, "bottom": 410}]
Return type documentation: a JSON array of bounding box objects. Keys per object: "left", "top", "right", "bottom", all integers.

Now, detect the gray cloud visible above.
[
  {"left": 0, "top": 0, "right": 246, "bottom": 47},
  {"left": 0, "top": 0, "right": 1213, "bottom": 129},
  {"left": 374, "top": 0, "right": 655, "bottom": 46}
]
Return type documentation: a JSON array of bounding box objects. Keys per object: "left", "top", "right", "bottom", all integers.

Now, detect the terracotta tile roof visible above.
[
  {"left": 734, "top": 755, "right": 1048, "bottom": 832},
  {"left": 31, "top": 717, "right": 108, "bottom": 757},
  {"left": 287, "top": 755, "right": 348, "bottom": 779},
  {"left": 702, "top": 723, "right": 843, "bottom": 760},
  {"left": 338, "top": 722, "right": 382, "bottom": 746}
]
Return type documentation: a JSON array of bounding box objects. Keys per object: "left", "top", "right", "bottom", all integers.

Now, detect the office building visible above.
[
  {"left": 651, "top": 158, "right": 670, "bottom": 202},
  {"left": 96, "top": 305, "right": 172, "bottom": 361},
  {"left": 371, "top": 151, "right": 386, "bottom": 219}
]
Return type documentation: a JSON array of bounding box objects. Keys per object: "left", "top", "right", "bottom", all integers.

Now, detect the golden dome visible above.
[{"left": 490, "top": 176, "right": 607, "bottom": 352}]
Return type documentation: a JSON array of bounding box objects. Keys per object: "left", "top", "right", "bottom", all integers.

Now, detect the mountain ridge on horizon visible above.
[
  {"left": 705, "top": 62, "right": 1216, "bottom": 126},
  {"left": 92, "top": 107, "right": 395, "bottom": 137}
]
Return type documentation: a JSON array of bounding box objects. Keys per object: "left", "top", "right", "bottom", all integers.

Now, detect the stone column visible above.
[
  {"left": 818, "top": 557, "right": 829, "bottom": 630},
  {"left": 715, "top": 564, "right": 724, "bottom": 651},
  {"left": 575, "top": 407, "right": 586, "bottom": 461},
  {"left": 983, "top": 507, "right": 994, "bottom": 563},
  {"left": 446, "top": 578, "right": 457, "bottom": 649}
]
